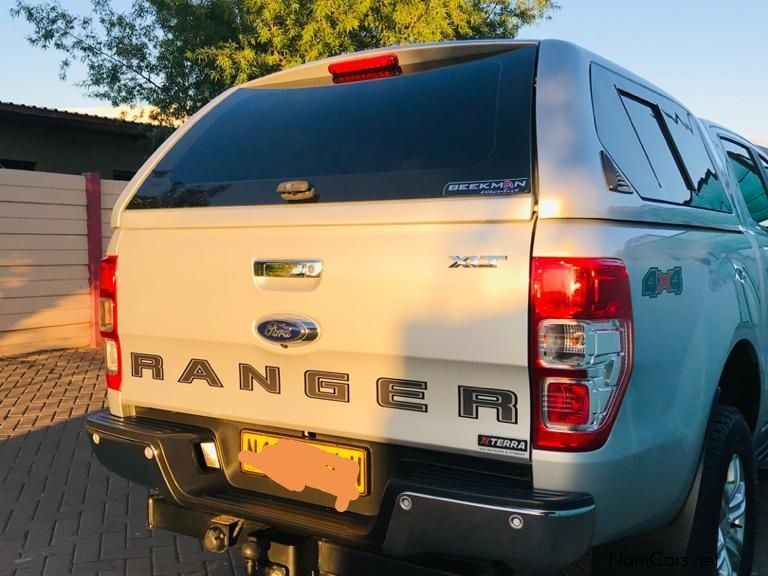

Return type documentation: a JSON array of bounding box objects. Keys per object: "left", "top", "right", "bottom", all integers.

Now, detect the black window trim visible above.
[
  {"left": 757, "top": 152, "right": 768, "bottom": 185},
  {"left": 0, "top": 158, "right": 36, "bottom": 171},
  {"left": 719, "top": 135, "right": 768, "bottom": 190}
]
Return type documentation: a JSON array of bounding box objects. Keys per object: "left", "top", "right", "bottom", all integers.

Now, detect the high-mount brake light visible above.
[
  {"left": 530, "top": 258, "right": 633, "bottom": 451},
  {"left": 328, "top": 54, "right": 401, "bottom": 83},
  {"left": 99, "top": 255, "right": 121, "bottom": 391}
]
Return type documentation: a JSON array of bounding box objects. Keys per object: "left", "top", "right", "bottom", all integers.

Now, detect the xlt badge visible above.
[
  {"left": 256, "top": 316, "right": 319, "bottom": 348},
  {"left": 449, "top": 256, "right": 508, "bottom": 269}
]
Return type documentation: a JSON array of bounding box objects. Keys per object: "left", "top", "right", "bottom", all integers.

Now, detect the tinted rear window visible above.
[{"left": 128, "top": 46, "right": 537, "bottom": 209}]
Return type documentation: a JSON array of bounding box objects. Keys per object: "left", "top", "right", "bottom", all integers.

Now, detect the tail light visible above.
[
  {"left": 328, "top": 54, "right": 401, "bottom": 83},
  {"left": 99, "top": 255, "right": 121, "bottom": 391},
  {"left": 530, "top": 258, "right": 633, "bottom": 451}
]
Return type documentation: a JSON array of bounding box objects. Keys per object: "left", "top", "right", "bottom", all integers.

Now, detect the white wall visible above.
[{"left": 0, "top": 169, "right": 122, "bottom": 356}]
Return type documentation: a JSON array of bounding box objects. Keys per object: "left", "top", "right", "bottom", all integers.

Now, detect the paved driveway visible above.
[{"left": 0, "top": 349, "right": 766, "bottom": 576}]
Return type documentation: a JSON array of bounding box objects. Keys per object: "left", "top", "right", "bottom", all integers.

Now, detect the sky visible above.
[{"left": 0, "top": 0, "right": 766, "bottom": 145}]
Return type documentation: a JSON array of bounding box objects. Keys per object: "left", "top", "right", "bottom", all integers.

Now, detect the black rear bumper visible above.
[{"left": 85, "top": 410, "right": 595, "bottom": 574}]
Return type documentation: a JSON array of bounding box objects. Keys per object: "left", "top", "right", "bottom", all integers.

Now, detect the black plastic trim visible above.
[{"left": 86, "top": 410, "right": 592, "bottom": 571}]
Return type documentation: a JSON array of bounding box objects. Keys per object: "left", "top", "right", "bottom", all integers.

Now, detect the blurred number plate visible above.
[{"left": 240, "top": 431, "right": 368, "bottom": 495}]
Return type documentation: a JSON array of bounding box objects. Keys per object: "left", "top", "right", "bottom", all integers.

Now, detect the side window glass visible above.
[
  {"left": 720, "top": 139, "right": 768, "bottom": 225},
  {"left": 590, "top": 66, "right": 659, "bottom": 198},
  {"left": 591, "top": 65, "right": 732, "bottom": 213},
  {"left": 658, "top": 107, "right": 731, "bottom": 212},
  {"left": 619, "top": 93, "right": 689, "bottom": 203}
]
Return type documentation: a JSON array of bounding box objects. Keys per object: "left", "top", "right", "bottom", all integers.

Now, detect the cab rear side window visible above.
[
  {"left": 127, "top": 46, "right": 537, "bottom": 209},
  {"left": 591, "top": 64, "right": 731, "bottom": 213},
  {"left": 720, "top": 139, "right": 768, "bottom": 224}
]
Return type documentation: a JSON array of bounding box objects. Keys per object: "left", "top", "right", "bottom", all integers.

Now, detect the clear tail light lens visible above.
[
  {"left": 104, "top": 337, "right": 120, "bottom": 373},
  {"left": 99, "top": 256, "right": 121, "bottom": 391},
  {"left": 99, "top": 297, "right": 114, "bottom": 333},
  {"left": 539, "top": 321, "right": 586, "bottom": 366},
  {"left": 530, "top": 258, "right": 633, "bottom": 451}
]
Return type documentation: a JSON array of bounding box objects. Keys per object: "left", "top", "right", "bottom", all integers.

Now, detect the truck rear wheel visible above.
[{"left": 688, "top": 405, "right": 756, "bottom": 576}]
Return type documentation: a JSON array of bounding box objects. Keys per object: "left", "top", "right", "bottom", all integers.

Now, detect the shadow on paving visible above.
[
  {"left": 0, "top": 349, "right": 767, "bottom": 576},
  {"left": 0, "top": 349, "right": 243, "bottom": 576},
  {"left": 0, "top": 416, "right": 246, "bottom": 576}
]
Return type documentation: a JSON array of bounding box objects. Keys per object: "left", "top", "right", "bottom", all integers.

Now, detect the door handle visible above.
[{"left": 254, "top": 260, "right": 323, "bottom": 279}]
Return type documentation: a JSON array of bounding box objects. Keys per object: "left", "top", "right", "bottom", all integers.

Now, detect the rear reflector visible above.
[
  {"left": 103, "top": 337, "right": 121, "bottom": 390},
  {"left": 543, "top": 380, "right": 591, "bottom": 426},
  {"left": 329, "top": 54, "right": 401, "bottom": 83}
]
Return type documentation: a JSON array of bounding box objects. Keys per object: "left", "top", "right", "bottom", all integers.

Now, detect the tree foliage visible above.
[{"left": 12, "top": 0, "right": 558, "bottom": 124}]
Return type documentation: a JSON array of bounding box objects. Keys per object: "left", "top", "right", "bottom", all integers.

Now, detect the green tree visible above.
[{"left": 12, "top": 0, "right": 558, "bottom": 124}]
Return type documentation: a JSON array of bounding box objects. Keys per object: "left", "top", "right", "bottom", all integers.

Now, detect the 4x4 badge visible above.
[{"left": 642, "top": 267, "right": 683, "bottom": 298}]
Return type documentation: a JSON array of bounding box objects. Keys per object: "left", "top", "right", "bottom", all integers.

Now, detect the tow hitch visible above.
[
  {"left": 148, "top": 495, "right": 499, "bottom": 576},
  {"left": 202, "top": 517, "right": 291, "bottom": 576},
  {"left": 240, "top": 537, "right": 273, "bottom": 576}
]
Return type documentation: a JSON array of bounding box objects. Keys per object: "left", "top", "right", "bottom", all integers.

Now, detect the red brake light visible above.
[
  {"left": 329, "top": 54, "right": 401, "bottom": 83},
  {"left": 100, "top": 255, "right": 117, "bottom": 296},
  {"left": 99, "top": 255, "right": 121, "bottom": 391},
  {"left": 530, "top": 258, "right": 633, "bottom": 451},
  {"left": 532, "top": 258, "right": 632, "bottom": 320}
]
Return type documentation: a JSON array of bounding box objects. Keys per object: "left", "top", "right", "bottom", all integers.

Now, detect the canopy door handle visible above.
[{"left": 254, "top": 260, "right": 323, "bottom": 279}]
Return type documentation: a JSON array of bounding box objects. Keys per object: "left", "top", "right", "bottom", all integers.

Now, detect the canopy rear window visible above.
[{"left": 128, "top": 45, "right": 537, "bottom": 209}]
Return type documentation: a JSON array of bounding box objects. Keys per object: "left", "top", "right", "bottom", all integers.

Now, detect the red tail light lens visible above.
[
  {"left": 329, "top": 54, "right": 401, "bottom": 83},
  {"left": 532, "top": 258, "right": 631, "bottom": 319},
  {"left": 99, "top": 256, "right": 121, "bottom": 391},
  {"left": 543, "top": 380, "right": 591, "bottom": 426},
  {"left": 530, "top": 258, "right": 633, "bottom": 451},
  {"left": 100, "top": 256, "right": 117, "bottom": 296}
]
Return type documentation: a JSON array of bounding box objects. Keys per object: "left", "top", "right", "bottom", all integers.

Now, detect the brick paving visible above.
[
  {"left": 0, "top": 348, "right": 766, "bottom": 576},
  {"left": 0, "top": 349, "right": 244, "bottom": 576}
]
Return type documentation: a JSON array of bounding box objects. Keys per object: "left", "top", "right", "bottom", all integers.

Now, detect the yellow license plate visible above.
[{"left": 240, "top": 431, "right": 368, "bottom": 495}]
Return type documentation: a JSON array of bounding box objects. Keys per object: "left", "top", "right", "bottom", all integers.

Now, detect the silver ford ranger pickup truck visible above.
[{"left": 85, "top": 40, "right": 768, "bottom": 576}]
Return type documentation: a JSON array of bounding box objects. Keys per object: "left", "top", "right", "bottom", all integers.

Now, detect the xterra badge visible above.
[
  {"left": 443, "top": 178, "right": 530, "bottom": 197},
  {"left": 478, "top": 434, "right": 528, "bottom": 455}
]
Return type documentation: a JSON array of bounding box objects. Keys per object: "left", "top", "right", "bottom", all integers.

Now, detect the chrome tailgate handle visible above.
[{"left": 254, "top": 260, "right": 323, "bottom": 278}]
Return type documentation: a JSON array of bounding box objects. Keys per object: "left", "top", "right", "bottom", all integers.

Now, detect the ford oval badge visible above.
[{"left": 256, "top": 316, "right": 319, "bottom": 348}]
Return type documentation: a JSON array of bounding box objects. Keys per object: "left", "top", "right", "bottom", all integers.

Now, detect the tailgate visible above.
[
  {"left": 116, "top": 198, "right": 534, "bottom": 461},
  {"left": 111, "top": 43, "right": 538, "bottom": 462}
]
